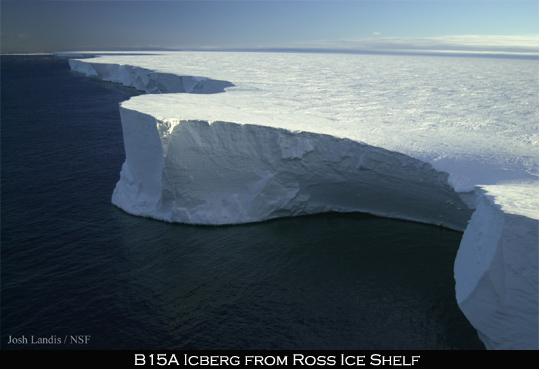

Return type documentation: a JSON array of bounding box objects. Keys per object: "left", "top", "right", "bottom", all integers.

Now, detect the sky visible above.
[{"left": 1, "top": 1, "right": 538, "bottom": 55}]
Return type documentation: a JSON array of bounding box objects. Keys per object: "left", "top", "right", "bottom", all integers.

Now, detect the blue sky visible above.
[{"left": 1, "top": 1, "right": 538, "bottom": 54}]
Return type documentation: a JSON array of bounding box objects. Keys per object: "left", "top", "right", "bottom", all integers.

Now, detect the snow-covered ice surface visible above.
[{"left": 65, "top": 51, "right": 538, "bottom": 349}]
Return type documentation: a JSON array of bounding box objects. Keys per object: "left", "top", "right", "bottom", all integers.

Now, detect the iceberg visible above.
[{"left": 64, "top": 51, "right": 538, "bottom": 349}]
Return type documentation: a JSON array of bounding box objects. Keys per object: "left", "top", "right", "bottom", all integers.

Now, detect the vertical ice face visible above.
[
  {"left": 68, "top": 59, "right": 233, "bottom": 94},
  {"left": 110, "top": 108, "right": 165, "bottom": 215},
  {"left": 455, "top": 186, "right": 539, "bottom": 350},
  {"left": 111, "top": 104, "right": 472, "bottom": 229}
]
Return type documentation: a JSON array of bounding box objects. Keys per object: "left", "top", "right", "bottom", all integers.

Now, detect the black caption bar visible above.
[{"left": 1, "top": 349, "right": 518, "bottom": 367}]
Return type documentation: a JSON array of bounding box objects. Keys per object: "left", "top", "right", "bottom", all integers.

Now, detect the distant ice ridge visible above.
[
  {"left": 66, "top": 52, "right": 538, "bottom": 350},
  {"left": 69, "top": 58, "right": 233, "bottom": 94}
]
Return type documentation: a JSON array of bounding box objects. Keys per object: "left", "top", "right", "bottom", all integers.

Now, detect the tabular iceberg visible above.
[{"left": 65, "top": 51, "right": 538, "bottom": 350}]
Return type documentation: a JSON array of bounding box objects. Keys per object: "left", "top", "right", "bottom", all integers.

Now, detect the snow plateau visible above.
[{"left": 66, "top": 51, "right": 538, "bottom": 350}]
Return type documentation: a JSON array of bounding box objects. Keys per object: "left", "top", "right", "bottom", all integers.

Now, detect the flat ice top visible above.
[{"left": 73, "top": 51, "right": 538, "bottom": 200}]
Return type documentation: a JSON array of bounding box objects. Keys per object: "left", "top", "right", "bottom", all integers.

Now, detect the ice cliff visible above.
[
  {"left": 69, "top": 58, "right": 233, "bottom": 94},
  {"left": 114, "top": 106, "right": 471, "bottom": 229},
  {"left": 455, "top": 184, "right": 538, "bottom": 349},
  {"left": 66, "top": 53, "right": 538, "bottom": 350}
]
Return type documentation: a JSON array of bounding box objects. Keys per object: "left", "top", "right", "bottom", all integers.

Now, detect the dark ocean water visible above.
[{"left": 1, "top": 55, "right": 484, "bottom": 350}]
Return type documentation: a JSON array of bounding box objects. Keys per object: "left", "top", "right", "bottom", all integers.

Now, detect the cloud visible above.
[{"left": 292, "top": 35, "right": 539, "bottom": 57}]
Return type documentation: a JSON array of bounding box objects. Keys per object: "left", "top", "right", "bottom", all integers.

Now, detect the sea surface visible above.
[{"left": 1, "top": 54, "right": 484, "bottom": 350}]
